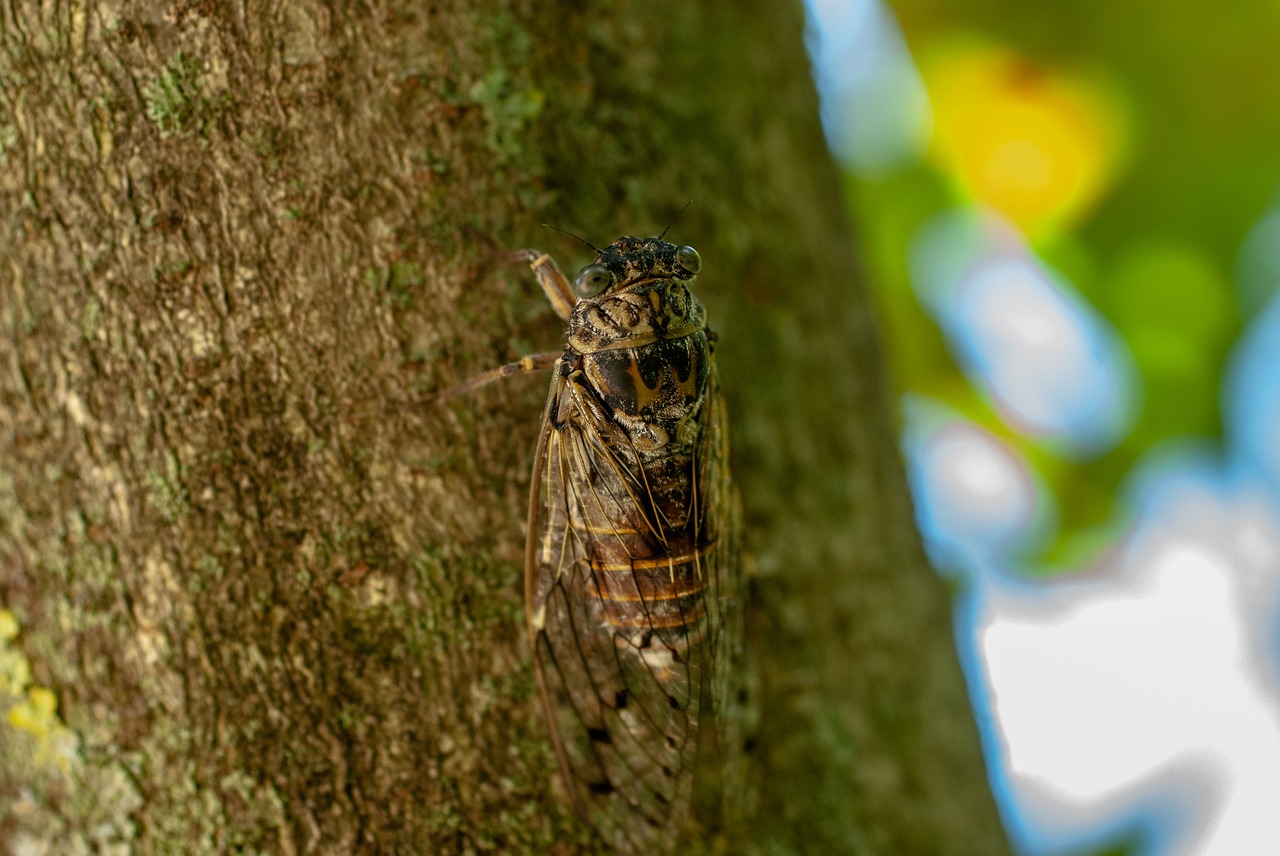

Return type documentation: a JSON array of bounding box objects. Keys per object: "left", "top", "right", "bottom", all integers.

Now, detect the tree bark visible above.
[{"left": 0, "top": 1, "right": 1010, "bottom": 854}]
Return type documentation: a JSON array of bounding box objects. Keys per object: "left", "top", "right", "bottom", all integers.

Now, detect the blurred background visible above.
[{"left": 805, "top": 1, "right": 1280, "bottom": 854}]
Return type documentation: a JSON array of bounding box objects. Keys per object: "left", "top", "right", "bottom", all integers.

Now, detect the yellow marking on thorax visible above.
[
  {"left": 676, "top": 355, "right": 700, "bottom": 398},
  {"left": 627, "top": 358, "right": 661, "bottom": 412}
]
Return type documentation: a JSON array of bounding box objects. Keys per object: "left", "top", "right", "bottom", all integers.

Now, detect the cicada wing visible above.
[
  {"left": 688, "top": 363, "right": 748, "bottom": 830},
  {"left": 526, "top": 370, "right": 730, "bottom": 852}
]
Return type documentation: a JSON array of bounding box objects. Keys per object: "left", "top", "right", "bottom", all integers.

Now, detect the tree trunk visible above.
[{"left": 0, "top": 1, "right": 1010, "bottom": 853}]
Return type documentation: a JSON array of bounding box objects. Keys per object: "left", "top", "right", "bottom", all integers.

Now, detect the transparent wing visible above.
[{"left": 526, "top": 361, "right": 737, "bottom": 853}]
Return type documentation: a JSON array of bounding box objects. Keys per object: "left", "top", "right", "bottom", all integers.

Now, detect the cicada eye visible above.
[
  {"left": 676, "top": 245, "right": 702, "bottom": 274},
  {"left": 573, "top": 264, "right": 612, "bottom": 297}
]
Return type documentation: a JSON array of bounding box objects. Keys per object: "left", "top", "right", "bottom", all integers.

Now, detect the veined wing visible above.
[{"left": 525, "top": 360, "right": 735, "bottom": 852}]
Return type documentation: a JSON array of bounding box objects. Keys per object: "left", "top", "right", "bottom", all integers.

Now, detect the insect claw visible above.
[{"left": 502, "top": 248, "right": 544, "bottom": 265}]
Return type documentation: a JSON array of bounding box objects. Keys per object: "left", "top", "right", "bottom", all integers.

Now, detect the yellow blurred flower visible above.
[{"left": 924, "top": 42, "right": 1123, "bottom": 234}]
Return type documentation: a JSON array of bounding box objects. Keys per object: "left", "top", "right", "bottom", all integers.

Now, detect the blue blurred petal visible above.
[
  {"left": 911, "top": 208, "right": 1137, "bottom": 455},
  {"left": 804, "top": 0, "right": 931, "bottom": 173},
  {"left": 1225, "top": 292, "right": 1280, "bottom": 496}
]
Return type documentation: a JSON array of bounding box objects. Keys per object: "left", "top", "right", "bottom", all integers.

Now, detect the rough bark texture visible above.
[{"left": 0, "top": 1, "right": 1011, "bottom": 854}]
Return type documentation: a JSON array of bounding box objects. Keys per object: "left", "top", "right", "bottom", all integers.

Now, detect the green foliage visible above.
[{"left": 856, "top": 0, "right": 1280, "bottom": 563}]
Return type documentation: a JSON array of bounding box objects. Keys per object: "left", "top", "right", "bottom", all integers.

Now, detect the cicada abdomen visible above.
[{"left": 521, "top": 236, "right": 742, "bottom": 852}]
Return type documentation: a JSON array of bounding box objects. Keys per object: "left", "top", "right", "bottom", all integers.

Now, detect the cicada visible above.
[{"left": 453, "top": 234, "right": 742, "bottom": 851}]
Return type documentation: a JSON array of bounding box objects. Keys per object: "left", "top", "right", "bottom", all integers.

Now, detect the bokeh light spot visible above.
[
  {"left": 1107, "top": 243, "right": 1235, "bottom": 361},
  {"left": 924, "top": 43, "right": 1123, "bottom": 235}
]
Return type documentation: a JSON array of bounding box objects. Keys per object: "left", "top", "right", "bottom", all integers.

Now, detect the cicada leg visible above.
[
  {"left": 509, "top": 248, "right": 575, "bottom": 321},
  {"left": 429, "top": 249, "right": 575, "bottom": 402},
  {"left": 430, "top": 350, "right": 561, "bottom": 402}
]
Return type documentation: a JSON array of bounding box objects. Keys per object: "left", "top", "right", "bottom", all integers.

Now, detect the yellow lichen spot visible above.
[
  {"left": 0, "top": 610, "right": 31, "bottom": 697},
  {"left": 7, "top": 686, "right": 75, "bottom": 771},
  {"left": 0, "top": 607, "right": 78, "bottom": 772},
  {"left": 8, "top": 686, "right": 57, "bottom": 738},
  {"left": 923, "top": 41, "right": 1124, "bottom": 235},
  {"left": 0, "top": 609, "right": 17, "bottom": 642},
  {"left": 0, "top": 656, "right": 31, "bottom": 696}
]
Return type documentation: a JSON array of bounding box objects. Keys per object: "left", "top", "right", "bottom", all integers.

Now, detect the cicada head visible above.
[
  {"left": 566, "top": 237, "right": 708, "bottom": 353},
  {"left": 571, "top": 236, "right": 703, "bottom": 299}
]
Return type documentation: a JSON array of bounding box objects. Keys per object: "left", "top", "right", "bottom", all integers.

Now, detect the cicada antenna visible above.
[
  {"left": 541, "top": 223, "right": 601, "bottom": 254},
  {"left": 659, "top": 200, "right": 694, "bottom": 239}
]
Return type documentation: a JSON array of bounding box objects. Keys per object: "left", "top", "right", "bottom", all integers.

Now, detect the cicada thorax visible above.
[{"left": 551, "top": 279, "right": 716, "bottom": 660}]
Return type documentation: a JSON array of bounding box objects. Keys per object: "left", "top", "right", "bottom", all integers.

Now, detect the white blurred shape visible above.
[
  {"left": 990, "top": 543, "right": 1236, "bottom": 801},
  {"left": 975, "top": 467, "right": 1280, "bottom": 855},
  {"left": 804, "top": 0, "right": 931, "bottom": 173},
  {"left": 903, "top": 390, "right": 1280, "bottom": 854},
  {"left": 911, "top": 208, "right": 1136, "bottom": 455},
  {"left": 904, "top": 399, "right": 1043, "bottom": 569}
]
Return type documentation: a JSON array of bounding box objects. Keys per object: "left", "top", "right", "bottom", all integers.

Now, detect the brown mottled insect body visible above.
[{"left": 512, "top": 234, "right": 740, "bottom": 851}]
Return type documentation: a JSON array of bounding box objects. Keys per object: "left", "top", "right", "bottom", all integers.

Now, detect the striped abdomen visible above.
[
  {"left": 578, "top": 471, "right": 712, "bottom": 652},
  {"left": 571, "top": 329, "right": 713, "bottom": 655}
]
